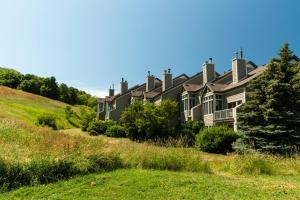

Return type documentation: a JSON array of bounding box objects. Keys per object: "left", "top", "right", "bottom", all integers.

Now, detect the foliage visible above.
[
  {"left": 182, "top": 120, "right": 203, "bottom": 134},
  {"left": 64, "top": 106, "right": 80, "bottom": 128},
  {"left": 40, "top": 76, "right": 60, "bottom": 100},
  {"left": 0, "top": 154, "right": 123, "bottom": 192},
  {"left": 0, "top": 68, "right": 96, "bottom": 108},
  {"left": 196, "top": 125, "right": 238, "bottom": 154},
  {"left": 177, "top": 128, "right": 196, "bottom": 147},
  {"left": 105, "top": 125, "right": 127, "bottom": 138},
  {"left": 17, "top": 79, "right": 41, "bottom": 95},
  {"left": 237, "top": 43, "right": 300, "bottom": 154},
  {"left": 36, "top": 114, "right": 57, "bottom": 130},
  {"left": 79, "top": 106, "right": 97, "bottom": 131},
  {"left": 87, "top": 120, "right": 115, "bottom": 136},
  {"left": 120, "top": 100, "right": 178, "bottom": 141},
  {"left": 0, "top": 68, "right": 23, "bottom": 88}
]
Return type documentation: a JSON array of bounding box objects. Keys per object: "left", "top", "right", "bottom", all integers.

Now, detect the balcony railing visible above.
[{"left": 214, "top": 108, "right": 234, "bottom": 121}]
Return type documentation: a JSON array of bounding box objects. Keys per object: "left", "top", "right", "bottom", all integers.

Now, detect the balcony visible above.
[{"left": 214, "top": 108, "right": 234, "bottom": 121}]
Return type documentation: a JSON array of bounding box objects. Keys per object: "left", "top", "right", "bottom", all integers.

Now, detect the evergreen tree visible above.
[{"left": 236, "top": 44, "right": 300, "bottom": 154}]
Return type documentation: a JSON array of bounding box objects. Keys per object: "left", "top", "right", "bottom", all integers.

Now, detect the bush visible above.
[
  {"left": 196, "top": 125, "right": 238, "bottom": 154},
  {"left": 87, "top": 154, "right": 123, "bottom": 172},
  {"left": 177, "top": 128, "right": 196, "bottom": 147},
  {"left": 121, "top": 100, "right": 178, "bottom": 141},
  {"left": 182, "top": 120, "right": 203, "bottom": 134},
  {"left": 36, "top": 114, "right": 57, "bottom": 130},
  {"left": 105, "top": 125, "right": 127, "bottom": 138},
  {"left": 0, "top": 154, "right": 124, "bottom": 191},
  {"left": 79, "top": 106, "right": 96, "bottom": 131},
  {"left": 87, "top": 120, "right": 114, "bottom": 136}
]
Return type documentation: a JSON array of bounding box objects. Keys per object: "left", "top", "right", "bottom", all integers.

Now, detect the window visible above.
[
  {"left": 227, "top": 102, "right": 236, "bottom": 109},
  {"left": 227, "top": 100, "right": 242, "bottom": 109},
  {"left": 203, "top": 95, "right": 213, "bottom": 115},
  {"left": 215, "top": 95, "right": 223, "bottom": 111},
  {"left": 189, "top": 94, "right": 197, "bottom": 109},
  {"left": 181, "top": 94, "right": 188, "bottom": 111},
  {"left": 181, "top": 93, "right": 198, "bottom": 112}
]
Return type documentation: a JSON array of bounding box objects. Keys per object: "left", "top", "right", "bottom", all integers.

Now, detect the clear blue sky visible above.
[{"left": 0, "top": 0, "right": 299, "bottom": 97}]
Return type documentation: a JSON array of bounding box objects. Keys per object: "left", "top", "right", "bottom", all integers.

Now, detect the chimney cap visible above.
[
  {"left": 168, "top": 68, "right": 171, "bottom": 73},
  {"left": 147, "top": 71, "right": 151, "bottom": 76},
  {"left": 240, "top": 48, "right": 244, "bottom": 59}
]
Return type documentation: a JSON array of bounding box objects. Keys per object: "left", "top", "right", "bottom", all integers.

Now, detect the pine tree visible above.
[{"left": 236, "top": 44, "right": 300, "bottom": 154}]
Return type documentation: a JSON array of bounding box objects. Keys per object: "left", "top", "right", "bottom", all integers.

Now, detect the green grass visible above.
[
  {"left": 2, "top": 169, "right": 300, "bottom": 200},
  {"left": 0, "top": 86, "right": 80, "bottom": 129},
  {"left": 1, "top": 86, "right": 300, "bottom": 199}
]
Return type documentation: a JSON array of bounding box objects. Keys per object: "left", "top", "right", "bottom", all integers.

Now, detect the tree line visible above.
[{"left": 0, "top": 68, "right": 97, "bottom": 108}]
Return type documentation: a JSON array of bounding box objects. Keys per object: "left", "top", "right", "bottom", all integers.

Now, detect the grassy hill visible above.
[
  {"left": 1, "top": 86, "right": 300, "bottom": 199},
  {"left": 0, "top": 86, "right": 80, "bottom": 129}
]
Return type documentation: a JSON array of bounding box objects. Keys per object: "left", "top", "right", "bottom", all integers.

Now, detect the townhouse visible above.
[{"left": 97, "top": 50, "right": 299, "bottom": 129}]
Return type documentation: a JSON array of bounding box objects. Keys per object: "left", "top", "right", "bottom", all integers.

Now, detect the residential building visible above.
[{"left": 97, "top": 50, "right": 299, "bottom": 130}]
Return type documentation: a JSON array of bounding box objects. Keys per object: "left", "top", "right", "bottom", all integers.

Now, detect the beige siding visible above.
[
  {"left": 108, "top": 93, "right": 131, "bottom": 121},
  {"left": 191, "top": 104, "right": 202, "bottom": 121},
  {"left": 161, "top": 85, "right": 182, "bottom": 101},
  {"left": 225, "top": 88, "right": 245, "bottom": 104},
  {"left": 204, "top": 114, "right": 214, "bottom": 126}
]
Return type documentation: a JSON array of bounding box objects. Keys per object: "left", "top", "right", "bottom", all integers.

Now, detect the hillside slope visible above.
[{"left": 0, "top": 86, "right": 80, "bottom": 129}]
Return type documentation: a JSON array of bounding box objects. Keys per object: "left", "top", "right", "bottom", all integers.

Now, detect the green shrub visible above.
[
  {"left": 79, "top": 106, "right": 96, "bottom": 131},
  {"left": 121, "top": 100, "right": 178, "bottom": 141},
  {"left": 0, "top": 154, "right": 124, "bottom": 191},
  {"left": 196, "top": 125, "right": 238, "bottom": 154},
  {"left": 0, "top": 159, "right": 30, "bottom": 192},
  {"left": 177, "top": 128, "right": 196, "bottom": 147},
  {"left": 27, "top": 159, "right": 79, "bottom": 185},
  {"left": 87, "top": 120, "right": 115, "bottom": 136},
  {"left": 64, "top": 106, "right": 80, "bottom": 127},
  {"left": 105, "top": 125, "right": 127, "bottom": 138},
  {"left": 36, "top": 114, "right": 57, "bottom": 130},
  {"left": 182, "top": 120, "right": 203, "bottom": 134},
  {"left": 87, "top": 154, "right": 123, "bottom": 172}
]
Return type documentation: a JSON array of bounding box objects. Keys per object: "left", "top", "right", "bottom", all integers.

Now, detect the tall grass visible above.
[{"left": 2, "top": 117, "right": 300, "bottom": 191}]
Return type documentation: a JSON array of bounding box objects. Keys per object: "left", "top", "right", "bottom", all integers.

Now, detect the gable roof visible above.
[
  {"left": 205, "top": 64, "right": 267, "bottom": 93},
  {"left": 145, "top": 73, "right": 189, "bottom": 99}
]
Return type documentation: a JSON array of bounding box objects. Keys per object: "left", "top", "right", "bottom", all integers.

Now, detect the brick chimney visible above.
[
  {"left": 146, "top": 71, "right": 155, "bottom": 92},
  {"left": 120, "top": 78, "right": 128, "bottom": 95},
  {"left": 203, "top": 58, "right": 215, "bottom": 84},
  {"left": 109, "top": 85, "right": 114, "bottom": 97},
  {"left": 162, "top": 68, "right": 173, "bottom": 91},
  {"left": 232, "top": 48, "right": 247, "bottom": 84}
]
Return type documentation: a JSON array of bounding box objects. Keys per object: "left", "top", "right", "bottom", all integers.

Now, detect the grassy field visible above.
[
  {"left": 1, "top": 86, "right": 300, "bottom": 199},
  {"left": 0, "top": 86, "right": 80, "bottom": 129},
  {"left": 2, "top": 169, "right": 300, "bottom": 200}
]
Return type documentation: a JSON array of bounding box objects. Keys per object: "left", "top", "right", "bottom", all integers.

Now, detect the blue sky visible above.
[{"left": 0, "top": 0, "right": 299, "bottom": 97}]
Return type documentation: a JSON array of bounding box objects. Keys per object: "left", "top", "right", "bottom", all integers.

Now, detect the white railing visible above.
[{"left": 214, "top": 108, "right": 234, "bottom": 121}]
